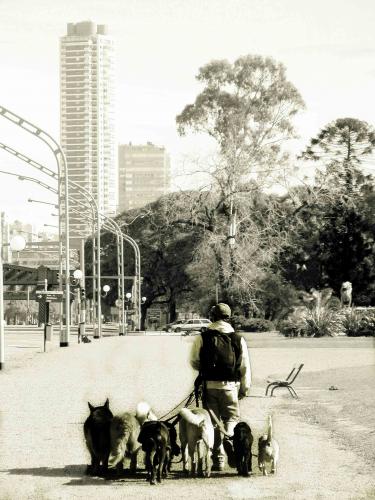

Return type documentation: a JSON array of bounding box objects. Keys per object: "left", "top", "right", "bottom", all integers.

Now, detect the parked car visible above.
[
  {"left": 170, "top": 318, "right": 211, "bottom": 334},
  {"left": 164, "top": 319, "right": 185, "bottom": 332}
]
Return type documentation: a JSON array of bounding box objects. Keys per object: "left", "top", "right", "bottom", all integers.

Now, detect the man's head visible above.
[{"left": 210, "top": 303, "right": 231, "bottom": 322}]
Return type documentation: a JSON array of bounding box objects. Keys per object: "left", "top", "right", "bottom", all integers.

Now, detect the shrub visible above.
[
  {"left": 239, "top": 318, "right": 274, "bottom": 332},
  {"left": 304, "top": 308, "right": 344, "bottom": 337},
  {"left": 278, "top": 318, "right": 301, "bottom": 337},
  {"left": 233, "top": 316, "right": 274, "bottom": 332},
  {"left": 342, "top": 308, "right": 375, "bottom": 336}
]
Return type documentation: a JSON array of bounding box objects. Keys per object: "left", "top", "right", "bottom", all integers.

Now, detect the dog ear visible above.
[
  {"left": 88, "top": 402, "right": 94, "bottom": 412},
  {"left": 104, "top": 398, "right": 110, "bottom": 409}
]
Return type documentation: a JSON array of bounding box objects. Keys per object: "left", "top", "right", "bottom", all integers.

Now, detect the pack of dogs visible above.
[{"left": 84, "top": 399, "right": 279, "bottom": 485}]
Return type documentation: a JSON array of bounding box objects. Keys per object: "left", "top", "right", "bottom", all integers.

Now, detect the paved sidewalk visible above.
[{"left": 0, "top": 334, "right": 374, "bottom": 499}]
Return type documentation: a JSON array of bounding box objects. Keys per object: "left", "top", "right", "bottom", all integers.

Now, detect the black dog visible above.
[
  {"left": 224, "top": 422, "right": 253, "bottom": 476},
  {"left": 84, "top": 398, "right": 113, "bottom": 476},
  {"left": 138, "top": 420, "right": 178, "bottom": 485}
]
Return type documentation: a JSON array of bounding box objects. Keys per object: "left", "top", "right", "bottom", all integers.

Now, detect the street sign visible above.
[{"left": 35, "top": 291, "right": 64, "bottom": 303}]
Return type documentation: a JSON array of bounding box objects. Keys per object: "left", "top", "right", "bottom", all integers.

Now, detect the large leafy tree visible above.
[
  {"left": 174, "top": 55, "right": 305, "bottom": 307},
  {"left": 177, "top": 55, "right": 305, "bottom": 181}
]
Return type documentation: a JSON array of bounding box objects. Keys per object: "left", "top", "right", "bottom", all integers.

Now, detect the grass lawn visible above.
[{"left": 277, "top": 363, "right": 375, "bottom": 466}]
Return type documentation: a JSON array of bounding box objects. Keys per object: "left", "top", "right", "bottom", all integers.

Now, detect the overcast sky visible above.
[{"left": 0, "top": 0, "right": 374, "bottom": 229}]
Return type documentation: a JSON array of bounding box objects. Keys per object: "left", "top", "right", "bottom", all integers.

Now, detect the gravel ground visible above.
[{"left": 0, "top": 334, "right": 374, "bottom": 499}]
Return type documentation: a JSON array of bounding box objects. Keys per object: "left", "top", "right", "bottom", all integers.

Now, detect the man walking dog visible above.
[{"left": 190, "top": 303, "right": 251, "bottom": 471}]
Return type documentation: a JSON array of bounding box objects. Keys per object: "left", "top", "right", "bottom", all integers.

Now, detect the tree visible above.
[
  {"left": 177, "top": 55, "right": 305, "bottom": 184},
  {"left": 279, "top": 119, "right": 375, "bottom": 301},
  {"left": 174, "top": 55, "right": 305, "bottom": 307},
  {"left": 300, "top": 118, "right": 375, "bottom": 203}
]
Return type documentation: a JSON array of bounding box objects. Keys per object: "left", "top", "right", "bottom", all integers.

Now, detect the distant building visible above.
[
  {"left": 118, "top": 143, "right": 171, "bottom": 212},
  {"left": 60, "top": 21, "right": 117, "bottom": 236},
  {"left": 0, "top": 213, "right": 62, "bottom": 267}
]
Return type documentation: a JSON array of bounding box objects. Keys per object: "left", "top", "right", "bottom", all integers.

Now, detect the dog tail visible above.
[
  {"left": 267, "top": 415, "right": 273, "bottom": 442},
  {"left": 136, "top": 401, "right": 158, "bottom": 425},
  {"left": 179, "top": 408, "right": 205, "bottom": 426}
]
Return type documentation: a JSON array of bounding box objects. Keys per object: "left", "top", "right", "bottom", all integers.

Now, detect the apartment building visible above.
[
  {"left": 118, "top": 142, "right": 170, "bottom": 212},
  {"left": 60, "top": 21, "right": 117, "bottom": 234}
]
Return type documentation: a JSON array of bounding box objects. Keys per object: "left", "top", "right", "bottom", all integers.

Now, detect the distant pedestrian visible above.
[{"left": 190, "top": 303, "right": 251, "bottom": 470}]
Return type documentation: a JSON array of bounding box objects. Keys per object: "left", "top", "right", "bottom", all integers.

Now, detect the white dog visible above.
[
  {"left": 258, "top": 415, "right": 280, "bottom": 476},
  {"left": 179, "top": 408, "right": 214, "bottom": 477},
  {"left": 340, "top": 281, "right": 352, "bottom": 307}
]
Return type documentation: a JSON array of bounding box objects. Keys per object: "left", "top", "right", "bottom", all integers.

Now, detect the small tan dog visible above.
[
  {"left": 179, "top": 408, "right": 214, "bottom": 477},
  {"left": 340, "top": 281, "right": 352, "bottom": 307},
  {"left": 258, "top": 415, "right": 279, "bottom": 476}
]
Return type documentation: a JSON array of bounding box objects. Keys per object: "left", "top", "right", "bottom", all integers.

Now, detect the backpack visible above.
[{"left": 199, "top": 330, "right": 242, "bottom": 381}]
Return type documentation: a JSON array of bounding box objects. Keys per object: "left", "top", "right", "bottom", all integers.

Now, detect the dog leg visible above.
[
  {"left": 129, "top": 450, "right": 137, "bottom": 475},
  {"left": 197, "top": 440, "right": 204, "bottom": 477},
  {"left": 162, "top": 449, "right": 170, "bottom": 478},
  {"left": 150, "top": 450, "right": 158, "bottom": 485},
  {"left": 271, "top": 458, "right": 277, "bottom": 474},
  {"left": 248, "top": 451, "right": 253, "bottom": 474},
  {"left": 203, "top": 443, "right": 211, "bottom": 478},
  {"left": 189, "top": 445, "right": 196, "bottom": 477},
  {"left": 181, "top": 444, "right": 189, "bottom": 476},
  {"left": 157, "top": 449, "right": 166, "bottom": 483}
]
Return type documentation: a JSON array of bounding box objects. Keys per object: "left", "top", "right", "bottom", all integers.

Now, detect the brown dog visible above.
[
  {"left": 179, "top": 408, "right": 214, "bottom": 477},
  {"left": 138, "top": 420, "right": 171, "bottom": 485},
  {"left": 258, "top": 416, "right": 279, "bottom": 476}
]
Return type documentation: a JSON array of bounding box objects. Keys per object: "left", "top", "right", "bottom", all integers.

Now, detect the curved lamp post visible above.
[
  {"left": 0, "top": 235, "right": 26, "bottom": 370},
  {"left": 0, "top": 106, "right": 71, "bottom": 347}
]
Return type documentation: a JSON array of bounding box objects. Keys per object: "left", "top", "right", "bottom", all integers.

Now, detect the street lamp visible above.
[
  {"left": 102, "top": 284, "right": 111, "bottom": 297},
  {"left": 1, "top": 235, "right": 26, "bottom": 370},
  {"left": 28, "top": 198, "right": 59, "bottom": 209},
  {"left": 71, "top": 269, "right": 86, "bottom": 342},
  {"left": 124, "top": 292, "right": 132, "bottom": 334}
]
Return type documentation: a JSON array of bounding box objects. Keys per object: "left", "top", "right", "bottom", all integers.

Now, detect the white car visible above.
[
  {"left": 171, "top": 318, "right": 211, "bottom": 334},
  {"left": 164, "top": 319, "right": 186, "bottom": 332}
]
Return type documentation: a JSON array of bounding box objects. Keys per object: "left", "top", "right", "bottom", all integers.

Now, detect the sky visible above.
[{"left": 0, "top": 0, "right": 375, "bottom": 230}]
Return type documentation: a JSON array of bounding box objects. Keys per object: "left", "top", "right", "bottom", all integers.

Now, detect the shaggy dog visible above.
[
  {"left": 108, "top": 412, "right": 141, "bottom": 474},
  {"left": 138, "top": 420, "right": 172, "bottom": 484},
  {"left": 179, "top": 408, "right": 214, "bottom": 477},
  {"left": 340, "top": 281, "right": 352, "bottom": 307},
  {"left": 107, "top": 402, "right": 158, "bottom": 476},
  {"left": 84, "top": 398, "right": 113, "bottom": 476},
  {"left": 258, "top": 416, "right": 279, "bottom": 476},
  {"left": 228, "top": 421, "right": 253, "bottom": 476}
]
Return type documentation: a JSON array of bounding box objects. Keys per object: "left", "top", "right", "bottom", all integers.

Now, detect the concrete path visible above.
[{"left": 0, "top": 334, "right": 374, "bottom": 499}]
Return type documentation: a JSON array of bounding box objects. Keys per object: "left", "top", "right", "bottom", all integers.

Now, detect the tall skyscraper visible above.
[
  {"left": 118, "top": 142, "right": 171, "bottom": 212},
  {"left": 60, "top": 21, "right": 117, "bottom": 235}
]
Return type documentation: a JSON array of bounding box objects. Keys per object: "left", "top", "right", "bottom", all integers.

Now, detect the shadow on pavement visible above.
[{"left": 2, "top": 464, "right": 85, "bottom": 477}]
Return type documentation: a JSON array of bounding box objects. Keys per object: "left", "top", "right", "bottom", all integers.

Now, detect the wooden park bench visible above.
[{"left": 265, "top": 363, "right": 304, "bottom": 399}]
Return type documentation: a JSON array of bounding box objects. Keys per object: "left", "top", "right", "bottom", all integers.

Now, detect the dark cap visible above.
[{"left": 211, "top": 303, "right": 231, "bottom": 320}]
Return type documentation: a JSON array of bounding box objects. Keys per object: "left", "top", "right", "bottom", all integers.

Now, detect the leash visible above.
[{"left": 159, "top": 390, "right": 195, "bottom": 422}]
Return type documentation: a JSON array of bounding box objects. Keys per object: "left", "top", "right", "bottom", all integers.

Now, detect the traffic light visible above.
[{"left": 81, "top": 289, "right": 86, "bottom": 300}]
